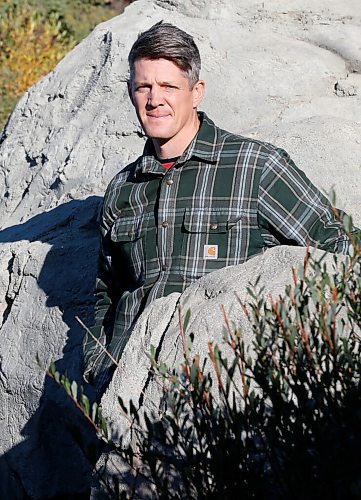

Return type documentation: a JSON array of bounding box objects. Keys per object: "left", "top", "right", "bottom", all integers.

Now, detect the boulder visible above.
[
  {"left": 102, "top": 246, "right": 339, "bottom": 442},
  {"left": 96, "top": 245, "right": 350, "bottom": 496},
  {"left": 0, "top": 0, "right": 360, "bottom": 497}
]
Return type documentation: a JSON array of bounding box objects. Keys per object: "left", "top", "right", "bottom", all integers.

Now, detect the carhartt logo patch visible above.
[{"left": 204, "top": 244, "right": 218, "bottom": 259}]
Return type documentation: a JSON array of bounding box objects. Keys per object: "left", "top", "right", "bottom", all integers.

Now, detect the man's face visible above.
[{"left": 129, "top": 58, "right": 204, "bottom": 146}]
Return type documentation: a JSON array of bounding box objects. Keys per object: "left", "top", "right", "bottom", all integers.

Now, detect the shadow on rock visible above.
[{"left": 0, "top": 196, "right": 103, "bottom": 498}]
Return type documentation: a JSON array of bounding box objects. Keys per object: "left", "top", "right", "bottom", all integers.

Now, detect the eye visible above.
[
  {"left": 135, "top": 85, "right": 150, "bottom": 93},
  {"left": 164, "top": 85, "right": 178, "bottom": 92}
]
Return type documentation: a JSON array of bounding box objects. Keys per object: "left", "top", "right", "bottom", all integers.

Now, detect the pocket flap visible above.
[
  {"left": 110, "top": 216, "right": 142, "bottom": 242},
  {"left": 183, "top": 209, "right": 243, "bottom": 234}
]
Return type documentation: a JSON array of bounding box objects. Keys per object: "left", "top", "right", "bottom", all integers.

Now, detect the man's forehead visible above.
[
  {"left": 134, "top": 57, "right": 179, "bottom": 68},
  {"left": 132, "top": 58, "right": 190, "bottom": 82}
]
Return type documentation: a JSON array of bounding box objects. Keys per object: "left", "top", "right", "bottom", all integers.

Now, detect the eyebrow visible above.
[{"left": 134, "top": 81, "right": 179, "bottom": 87}]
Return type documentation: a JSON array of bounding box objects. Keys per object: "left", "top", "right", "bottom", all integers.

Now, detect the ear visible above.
[
  {"left": 192, "top": 80, "right": 205, "bottom": 108},
  {"left": 127, "top": 80, "right": 135, "bottom": 106}
]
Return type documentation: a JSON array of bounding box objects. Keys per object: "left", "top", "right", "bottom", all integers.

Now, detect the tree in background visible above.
[{"left": 0, "top": 0, "right": 131, "bottom": 130}]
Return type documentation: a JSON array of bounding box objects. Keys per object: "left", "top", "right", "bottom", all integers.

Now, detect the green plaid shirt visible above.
[{"left": 83, "top": 112, "right": 351, "bottom": 386}]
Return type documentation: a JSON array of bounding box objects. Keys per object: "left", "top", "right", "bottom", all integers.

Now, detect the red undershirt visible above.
[{"left": 159, "top": 157, "right": 179, "bottom": 170}]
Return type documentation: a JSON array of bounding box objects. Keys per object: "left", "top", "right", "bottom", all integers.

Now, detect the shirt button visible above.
[
  {"left": 161, "top": 264, "right": 168, "bottom": 271},
  {"left": 166, "top": 179, "right": 173, "bottom": 185},
  {"left": 210, "top": 223, "right": 218, "bottom": 230},
  {"left": 161, "top": 220, "right": 169, "bottom": 228}
]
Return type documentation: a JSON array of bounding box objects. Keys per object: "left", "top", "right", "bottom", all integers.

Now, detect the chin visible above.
[
  {"left": 148, "top": 134, "right": 172, "bottom": 142},
  {"left": 144, "top": 126, "right": 174, "bottom": 141}
]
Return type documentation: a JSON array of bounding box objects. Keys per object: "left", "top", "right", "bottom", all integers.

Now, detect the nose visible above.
[{"left": 146, "top": 86, "right": 164, "bottom": 108}]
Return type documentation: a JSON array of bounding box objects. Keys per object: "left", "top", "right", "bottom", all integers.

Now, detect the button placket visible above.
[{"left": 157, "top": 172, "right": 176, "bottom": 274}]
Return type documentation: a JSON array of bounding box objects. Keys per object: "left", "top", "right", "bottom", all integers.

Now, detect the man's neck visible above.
[{"left": 152, "top": 112, "right": 200, "bottom": 160}]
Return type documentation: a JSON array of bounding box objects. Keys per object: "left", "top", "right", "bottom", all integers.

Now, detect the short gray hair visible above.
[{"left": 128, "top": 21, "right": 201, "bottom": 88}]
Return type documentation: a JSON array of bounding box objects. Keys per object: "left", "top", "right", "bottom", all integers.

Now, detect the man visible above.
[{"left": 83, "top": 21, "right": 355, "bottom": 395}]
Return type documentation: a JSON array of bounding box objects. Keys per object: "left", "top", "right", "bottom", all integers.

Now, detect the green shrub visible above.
[
  {"left": 50, "top": 230, "right": 361, "bottom": 498},
  {"left": 0, "top": 3, "right": 76, "bottom": 102},
  {"left": 0, "top": 0, "right": 127, "bottom": 130}
]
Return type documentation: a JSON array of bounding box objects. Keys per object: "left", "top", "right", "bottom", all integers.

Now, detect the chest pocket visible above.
[
  {"left": 110, "top": 214, "right": 149, "bottom": 285},
  {"left": 179, "top": 208, "right": 246, "bottom": 281},
  {"left": 183, "top": 209, "right": 241, "bottom": 233}
]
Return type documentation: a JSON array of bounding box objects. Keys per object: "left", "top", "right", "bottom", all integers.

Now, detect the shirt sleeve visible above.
[
  {"left": 82, "top": 198, "right": 116, "bottom": 384},
  {"left": 257, "top": 147, "right": 356, "bottom": 254}
]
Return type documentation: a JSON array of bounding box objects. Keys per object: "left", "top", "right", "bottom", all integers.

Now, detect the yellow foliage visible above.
[{"left": 0, "top": 3, "right": 75, "bottom": 99}]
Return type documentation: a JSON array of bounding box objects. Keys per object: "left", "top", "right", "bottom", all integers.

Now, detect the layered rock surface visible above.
[
  {"left": 0, "top": 0, "right": 360, "bottom": 497},
  {"left": 101, "top": 246, "right": 342, "bottom": 442}
]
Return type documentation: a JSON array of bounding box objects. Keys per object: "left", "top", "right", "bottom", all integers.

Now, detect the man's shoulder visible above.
[
  {"left": 216, "top": 124, "right": 280, "bottom": 155},
  {"left": 201, "top": 114, "right": 283, "bottom": 159},
  {"left": 99, "top": 157, "right": 144, "bottom": 228},
  {"left": 104, "top": 156, "right": 142, "bottom": 195}
]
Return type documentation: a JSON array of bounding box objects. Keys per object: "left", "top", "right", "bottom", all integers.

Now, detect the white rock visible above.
[
  {"left": 0, "top": 0, "right": 360, "bottom": 497},
  {"left": 101, "top": 246, "right": 345, "bottom": 442}
]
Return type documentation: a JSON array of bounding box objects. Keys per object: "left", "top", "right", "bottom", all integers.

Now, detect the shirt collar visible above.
[
  {"left": 135, "top": 111, "right": 222, "bottom": 177},
  {"left": 179, "top": 111, "right": 222, "bottom": 165}
]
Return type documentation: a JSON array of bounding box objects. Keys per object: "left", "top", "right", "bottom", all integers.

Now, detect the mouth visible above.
[{"left": 146, "top": 113, "right": 170, "bottom": 119}]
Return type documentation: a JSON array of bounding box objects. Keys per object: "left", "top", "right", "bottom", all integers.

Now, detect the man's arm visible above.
[
  {"left": 257, "top": 148, "right": 358, "bottom": 253},
  {"left": 82, "top": 201, "right": 116, "bottom": 384}
]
